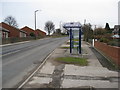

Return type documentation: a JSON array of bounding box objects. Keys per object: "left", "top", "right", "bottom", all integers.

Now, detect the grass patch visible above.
[
  {"left": 55, "top": 57, "right": 88, "bottom": 66},
  {"left": 61, "top": 47, "right": 70, "bottom": 49},
  {"left": 61, "top": 46, "right": 78, "bottom": 49},
  {"left": 66, "top": 42, "right": 79, "bottom": 45}
]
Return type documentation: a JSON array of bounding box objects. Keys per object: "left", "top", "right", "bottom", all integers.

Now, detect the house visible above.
[
  {"left": 35, "top": 29, "right": 46, "bottom": 37},
  {"left": 0, "top": 22, "right": 20, "bottom": 38},
  {"left": 19, "top": 30, "right": 27, "bottom": 37},
  {"left": 0, "top": 22, "right": 27, "bottom": 38},
  {"left": 0, "top": 26, "right": 10, "bottom": 38},
  {"left": 113, "top": 25, "right": 120, "bottom": 34},
  {"left": 112, "top": 25, "right": 120, "bottom": 38},
  {"left": 21, "top": 26, "right": 35, "bottom": 37}
]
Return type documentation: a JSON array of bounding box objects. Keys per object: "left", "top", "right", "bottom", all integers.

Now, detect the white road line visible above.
[
  {"left": 0, "top": 41, "right": 31, "bottom": 47},
  {"left": 0, "top": 50, "right": 21, "bottom": 58},
  {"left": 0, "top": 38, "right": 50, "bottom": 47},
  {"left": 2, "top": 42, "right": 50, "bottom": 67}
]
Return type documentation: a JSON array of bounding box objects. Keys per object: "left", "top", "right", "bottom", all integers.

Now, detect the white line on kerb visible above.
[{"left": 16, "top": 49, "right": 55, "bottom": 89}]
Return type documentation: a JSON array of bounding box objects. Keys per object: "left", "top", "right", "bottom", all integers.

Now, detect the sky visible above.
[
  {"left": 0, "top": 0, "right": 119, "bottom": 32},
  {"left": 118, "top": 1, "right": 120, "bottom": 25}
]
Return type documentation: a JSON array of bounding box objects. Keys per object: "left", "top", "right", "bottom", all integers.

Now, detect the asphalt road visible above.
[{"left": 2, "top": 37, "right": 69, "bottom": 88}]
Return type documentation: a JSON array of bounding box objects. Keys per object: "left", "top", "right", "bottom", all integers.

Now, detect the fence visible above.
[
  {"left": 2, "top": 36, "right": 43, "bottom": 45},
  {"left": 94, "top": 41, "right": 120, "bottom": 66}
]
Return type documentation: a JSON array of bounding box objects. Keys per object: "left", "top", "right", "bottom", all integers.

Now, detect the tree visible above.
[
  {"left": 93, "top": 27, "right": 107, "bottom": 39},
  {"left": 44, "top": 21, "right": 55, "bottom": 35},
  {"left": 82, "top": 23, "right": 93, "bottom": 42},
  {"left": 4, "top": 16, "right": 18, "bottom": 27},
  {"left": 105, "top": 23, "right": 110, "bottom": 30},
  {"left": 94, "top": 28, "right": 106, "bottom": 35},
  {"left": 55, "top": 28, "right": 61, "bottom": 34},
  {"left": 105, "top": 23, "right": 112, "bottom": 33}
]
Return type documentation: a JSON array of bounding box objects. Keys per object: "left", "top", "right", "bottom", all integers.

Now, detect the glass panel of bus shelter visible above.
[{"left": 72, "top": 28, "right": 79, "bottom": 54}]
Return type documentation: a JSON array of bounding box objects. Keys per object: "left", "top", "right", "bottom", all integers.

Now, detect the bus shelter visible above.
[{"left": 63, "top": 22, "right": 82, "bottom": 54}]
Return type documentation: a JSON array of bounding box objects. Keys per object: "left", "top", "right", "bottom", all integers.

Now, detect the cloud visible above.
[{"left": 1, "top": 0, "right": 119, "bottom": 30}]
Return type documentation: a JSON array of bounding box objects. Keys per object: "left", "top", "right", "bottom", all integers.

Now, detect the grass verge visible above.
[
  {"left": 61, "top": 46, "right": 78, "bottom": 49},
  {"left": 55, "top": 57, "right": 88, "bottom": 66}
]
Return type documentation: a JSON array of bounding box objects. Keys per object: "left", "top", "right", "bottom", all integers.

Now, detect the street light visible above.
[{"left": 35, "top": 10, "right": 41, "bottom": 30}]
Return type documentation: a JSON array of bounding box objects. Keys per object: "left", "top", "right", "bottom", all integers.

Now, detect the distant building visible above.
[
  {"left": 0, "top": 22, "right": 27, "bottom": 38},
  {"left": 60, "top": 22, "right": 68, "bottom": 34},
  {"left": 21, "top": 26, "right": 46, "bottom": 37},
  {"left": 113, "top": 25, "right": 120, "bottom": 34},
  {"left": 112, "top": 25, "right": 120, "bottom": 38},
  {"left": 35, "top": 29, "right": 46, "bottom": 37},
  {"left": 20, "top": 30, "right": 27, "bottom": 37},
  {"left": 21, "top": 26, "right": 35, "bottom": 37}
]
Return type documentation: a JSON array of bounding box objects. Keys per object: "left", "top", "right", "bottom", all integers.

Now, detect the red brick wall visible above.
[
  {"left": 95, "top": 41, "right": 120, "bottom": 66},
  {"left": 0, "top": 22, "right": 20, "bottom": 38}
]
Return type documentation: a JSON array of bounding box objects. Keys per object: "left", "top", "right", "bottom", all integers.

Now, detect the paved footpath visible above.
[{"left": 22, "top": 41, "right": 119, "bottom": 89}]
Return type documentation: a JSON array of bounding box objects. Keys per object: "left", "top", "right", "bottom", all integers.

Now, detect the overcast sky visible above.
[{"left": 0, "top": 0, "right": 119, "bottom": 31}]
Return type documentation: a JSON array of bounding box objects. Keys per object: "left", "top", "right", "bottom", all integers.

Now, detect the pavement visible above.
[{"left": 22, "top": 41, "right": 119, "bottom": 89}]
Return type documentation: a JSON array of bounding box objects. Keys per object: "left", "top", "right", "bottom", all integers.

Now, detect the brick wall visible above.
[{"left": 95, "top": 41, "right": 120, "bottom": 66}]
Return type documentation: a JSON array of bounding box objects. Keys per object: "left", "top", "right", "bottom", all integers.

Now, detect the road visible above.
[{"left": 2, "top": 37, "right": 69, "bottom": 88}]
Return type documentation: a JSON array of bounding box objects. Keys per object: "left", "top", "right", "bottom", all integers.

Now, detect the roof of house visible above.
[
  {"left": 21, "top": 26, "right": 35, "bottom": 33},
  {"left": 0, "top": 22, "right": 19, "bottom": 30},
  {"left": 0, "top": 26, "right": 10, "bottom": 32},
  {"left": 19, "top": 30, "right": 27, "bottom": 33},
  {"left": 0, "top": 22, "right": 27, "bottom": 33},
  {"left": 35, "top": 29, "right": 46, "bottom": 34}
]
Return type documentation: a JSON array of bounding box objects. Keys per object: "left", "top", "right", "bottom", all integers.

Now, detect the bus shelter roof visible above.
[{"left": 63, "top": 22, "right": 81, "bottom": 29}]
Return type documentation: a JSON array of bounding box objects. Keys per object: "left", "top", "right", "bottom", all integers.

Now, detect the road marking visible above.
[
  {"left": 0, "top": 38, "right": 50, "bottom": 47},
  {"left": 0, "top": 49, "right": 21, "bottom": 58},
  {"left": 2, "top": 50, "right": 21, "bottom": 57},
  {"left": 16, "top": 48, "right": 55, "bottom": 89},
  {"left": 2, "top": 43, "right": 50, "bottom": 67},
  {"left": 0, "top": 41, "right": 31, "bottom": 47}
]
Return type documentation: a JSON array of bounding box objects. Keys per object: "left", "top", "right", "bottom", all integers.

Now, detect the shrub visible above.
[
  {"left": 107, "top": 39, "right": 120, "bottom": 47},
  {"left": 30, "top": 32, "right": 36, "bottom": 37},
  {"left": 99, "top": 38, "right": 109, "bottom": 43}
]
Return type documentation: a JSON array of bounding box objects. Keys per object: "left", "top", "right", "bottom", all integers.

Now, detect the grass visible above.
[
  {"left": 61, "top": 46, "right": 78, "bottom": 49},
  {"left": 55, "top": 57, "right": 88, "bottom": 66},
  {"left": 61, "top": 47, "right": 70, "bottom": 49}
]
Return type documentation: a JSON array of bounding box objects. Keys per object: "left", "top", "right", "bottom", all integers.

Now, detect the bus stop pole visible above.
[
  {"left": 70, "top": 28, "right": 72, "bottom": 53},
  {"left": 79, "top": 27, "right": 81, "bottom": 54}
]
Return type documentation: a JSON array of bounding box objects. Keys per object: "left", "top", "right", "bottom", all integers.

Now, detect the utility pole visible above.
[
  {"left": 35, "top": 10, "right": 41, "bottom": 30},
  {"left": 84, "top": 19, "right": 86, "bottom": 25}
]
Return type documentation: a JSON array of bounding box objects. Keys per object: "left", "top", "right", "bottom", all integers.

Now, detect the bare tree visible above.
[
  {"left": 4, "top": 16, "right": 18, "bottom": 27},
  {"left": 44, "top": 21, "right": 55, "bottom": 35}
]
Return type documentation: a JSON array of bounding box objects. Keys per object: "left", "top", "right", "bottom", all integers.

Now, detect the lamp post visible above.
[{"left": 35, "top": 10, "right": 41, "bottom": 30}]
